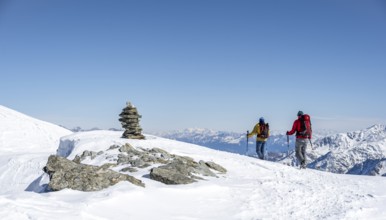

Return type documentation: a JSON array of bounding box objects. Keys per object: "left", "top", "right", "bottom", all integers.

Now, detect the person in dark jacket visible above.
[{"left": 286, "top": 111, "right": 312, "bottom": 169}]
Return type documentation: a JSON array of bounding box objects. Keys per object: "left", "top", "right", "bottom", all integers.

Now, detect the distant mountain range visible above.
[
  {"left": 152, "top": 126, "right": 386, "bottom": 177},
  {"left": 152, "top": 128, "right": 336, "bottom": 156},
  {"left": 309, "top": 124, "right": 386, "bottom": 176},
  {"left": 62, "top": 126, "right": 122, "bottom": 132}
]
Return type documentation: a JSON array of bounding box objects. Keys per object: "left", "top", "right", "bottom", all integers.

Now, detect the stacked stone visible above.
[{"left": 119, "top": 102, "right": 145, "bottom": 139}]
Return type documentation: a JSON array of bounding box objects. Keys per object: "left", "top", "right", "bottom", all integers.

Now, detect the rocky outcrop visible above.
[
  {"left": 149, "top": 157, "right": 221, "bottom": 185},
  {"left": 204, "top": 161, "right": 227, "bottom": 173},
  {"left": 119, "top": 102, "right": 145, "bottom": 139},
  {"left": 44, "top": 143, "right": 227, "bottom": 191},
  {"left": 73, "top": 150, "right": 104, "bottom": 164},
  {"left": 43, "top": 155, "right": 145, "bottom": 191}
]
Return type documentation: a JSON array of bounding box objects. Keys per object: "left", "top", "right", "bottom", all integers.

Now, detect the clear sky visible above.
[{"left": 1, "top": 0, "right": 385, "bottom": 133}]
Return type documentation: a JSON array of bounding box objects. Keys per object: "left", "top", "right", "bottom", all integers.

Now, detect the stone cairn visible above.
[{"left": 119, "top": 102, "right": 145, "bottom": 139}]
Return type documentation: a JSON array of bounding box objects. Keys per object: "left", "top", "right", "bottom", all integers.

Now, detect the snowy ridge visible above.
[
  {"left": 0, "top": 105, "right": 72, "bottom": 153},
  {"left": 308, "top": 124, "right": 386, "bottom": 176},
  {"left": 0, "top": 105, "right": 72, "bottom": 195}
]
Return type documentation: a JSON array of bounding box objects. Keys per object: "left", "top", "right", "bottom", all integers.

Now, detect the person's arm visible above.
[
  {"left": 248, "top": 124, "right": 258, "bottom": 138},
  {"left": 286, "top": 120, "right": 298, "bottom": 135}
]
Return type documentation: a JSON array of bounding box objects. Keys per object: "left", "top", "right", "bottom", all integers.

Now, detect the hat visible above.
[
  {"left": 259, "top": 117, "right": 265, "bottom": 123},
  {"left": 297, "top": 111, "right": 304, "bottom": 116}
]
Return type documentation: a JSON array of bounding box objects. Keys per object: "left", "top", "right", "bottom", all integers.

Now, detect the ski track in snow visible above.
[{"left": 221, "top": 160, "right": 368, "bottom": 220}]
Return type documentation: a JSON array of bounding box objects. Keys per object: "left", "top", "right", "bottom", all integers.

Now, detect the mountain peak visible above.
[{"left": 366, "top": 124, "right": 386, "bottom": 132}]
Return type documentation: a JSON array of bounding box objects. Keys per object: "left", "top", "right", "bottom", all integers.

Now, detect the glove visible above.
[{"left": 286, "top": 131, "right": 289, "bottom": 135}]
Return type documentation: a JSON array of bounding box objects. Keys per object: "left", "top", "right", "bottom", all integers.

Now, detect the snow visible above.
[
  {"left": 1, "top": 106, "right": 386, "bottom": 219},
  {"left": 0, "top": 105, "right": 72, "bottom": 153},
  {"left": 309, "top": 125, "right": 386, "bottom": 175}
]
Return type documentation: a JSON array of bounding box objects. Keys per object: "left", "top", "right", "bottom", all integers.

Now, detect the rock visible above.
[
  {"left": 150, "top": 165, "right": 197, "bottom": 185},
  {"left": 117, "top": 154, "right": 132, "bottom": 165},
  {"left": 149, "top": 159, "right": 217, "bottom": 185},
  {"left": 130, "top": 158, "right": 146, "bottom": 168},
  {"left": 120, "top": 167, "right": 138, "bottom": 173},
  {"left": 73, "top": 155, "right": 81, "bottom": 164},
  {"left": 196, "top": 160, "right": 217, "bottom": 177},
  {"left": 119, "top": 143, "right": 142, "bottom": 155},
  {"left": 45, "top": 143, "right": 227, "bottom": 189},
  {"left": 80, "top": 150, "right": 98, "bottom": 160},
  {"left": 149, "top": 147, "right": 173, "bottom": 160},
  {"left": 204, "top": 161, "right": 227, "bottom": 173},
  {"left": 100, "top": 163, "right": 117, "bottom": 169},
  {"left": 107, "top": 145, "right": 120, "bottom": 150},
  {"left": 119, "top": 102, "right": 145, "bottom": 139},
  {"left": 43, "top": 155, "right": 144, "bottom": 191}
]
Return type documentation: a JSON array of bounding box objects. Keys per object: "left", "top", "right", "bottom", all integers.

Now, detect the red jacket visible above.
[{"left": 287, "top": 116, "right": 312, "bottom": 139}]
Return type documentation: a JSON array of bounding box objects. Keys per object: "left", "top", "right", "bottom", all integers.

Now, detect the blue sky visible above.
[{"left": 1, "top": 0, "right": 385, "bottom": 133}]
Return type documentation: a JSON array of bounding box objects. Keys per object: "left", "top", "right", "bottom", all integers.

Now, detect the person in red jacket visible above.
[{"left": 286, "top": 111, "right": 312, "bottom": 169}]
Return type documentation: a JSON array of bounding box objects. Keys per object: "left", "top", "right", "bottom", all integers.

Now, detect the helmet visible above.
[
  {"left": 259, "top": 117, "right": 265, "bottom": 123},
  {"left": 297, "top": 111, "right": 304, "bottom": 116}
]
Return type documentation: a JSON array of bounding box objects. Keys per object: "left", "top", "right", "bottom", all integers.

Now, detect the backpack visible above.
[
  {"left": 298, "top": 114, "right": 312, "bottom": 138},
  {"left": 258, "top": 123, "right": 269, "bottom": 138}
]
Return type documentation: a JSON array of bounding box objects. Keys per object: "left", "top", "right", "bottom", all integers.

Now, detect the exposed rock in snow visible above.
[
  {"left": 44, "top": 155, "right": 145, "bottom": 191},
  {"left": 50, "top": 135, "right": 228, "bottom": 189}
]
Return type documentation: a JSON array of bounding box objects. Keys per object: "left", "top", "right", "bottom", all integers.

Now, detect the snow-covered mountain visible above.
[
  {"left": 155, "top": 126, "right": 386, "bottom": 177},
  {"left": 1, "top": 105, "right": 386, "bottom": 219},
  {"left": 153, "top": 128, "right": 336, "bottom": 157},
  {"left": 308, "top": 124, "right": 386, "bottom": 176},
  {"left": 154, "top": 128, "right": 247, "bottom": 154},
  {"left": 63, "top": 126, "right": 122, "bottom": 132}
]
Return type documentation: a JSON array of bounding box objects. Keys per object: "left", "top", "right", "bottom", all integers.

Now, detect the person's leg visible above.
[
  {"left": 295, "top": 139, "right": 307, "bottom": 166},
  {"left": 296, "top": 139, "right": 308, "bottom": 168},
  {"left": 256, "top": 141, "right": 263, "bottom": 159},
  {"left": 260, "top": 141, "right": 266, "bottom": 160},
  {"left": 301, "top": 141, "right": 307, "bottom": 165},
  {"left": 295, "top": 139, "right": 302, "bottom": 166}
]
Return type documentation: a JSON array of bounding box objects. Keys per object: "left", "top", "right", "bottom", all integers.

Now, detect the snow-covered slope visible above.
[
  {"left": 5, "top": 130, "right": 383, "bottom": 219},
  {"left": 0, "top": 105, "right": 72, "bottom": 153},
  {"left": 0, "top": 105, "right": 72, "bottom": 194}
]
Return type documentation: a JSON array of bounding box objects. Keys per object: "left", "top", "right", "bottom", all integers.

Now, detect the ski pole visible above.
[
  {"left": 246, "top": 130, "right": 249, "bottom": 155},
  {"left": 287, "top": 135, "right": 289, "bottom": 157},
  {"left": 309, "top": 138, "right": 314, "bottom": 150}
]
